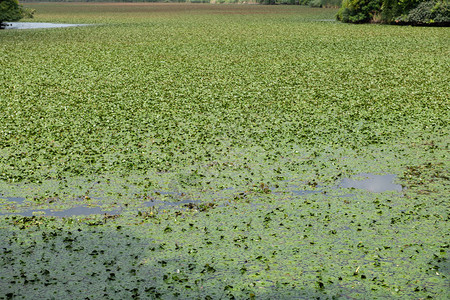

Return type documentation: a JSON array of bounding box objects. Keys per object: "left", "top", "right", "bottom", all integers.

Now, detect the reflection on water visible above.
[
  {"left": 4, "top": 22, "right": 90, "bottom": 30},
  {"left": 0, "top": 174, "right": 403, "bottom": 217},
  {"left": 291, "top": 189, "right": 321, "bottom": 196},
  {"left": 0, "top": 206, "right": 120, "bottom": 217},
  {"left": 285, "top": 184, "right": 322, "bottom": 196},
  {"left": 2, "top": 197, "right": 26, "bottom": 204},
  {"left": 340, "top": 173, "right": 403, "bottom": 193}
]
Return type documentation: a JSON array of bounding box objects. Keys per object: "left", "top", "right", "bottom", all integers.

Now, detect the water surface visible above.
[
  {"left": 4, "top": 22, "right": 90, "bottom": 30},
  {"left": 0, "top": 205, "right": 119, "bottom": 217},
  {"left": 339, "top": 173, "right": 403, "bottom": 193}
]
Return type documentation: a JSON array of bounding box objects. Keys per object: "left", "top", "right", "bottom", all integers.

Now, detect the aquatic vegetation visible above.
[{"left": 0, "top": 3, "right": 448, "bottom": 298}]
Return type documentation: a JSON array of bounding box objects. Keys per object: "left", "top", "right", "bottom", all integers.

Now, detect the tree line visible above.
[
  {"left": 337, "top": 0, "right": 449, "bottom": 25},
  {"left": 1, "top": 0, "right": 448, "bottom": 27}
]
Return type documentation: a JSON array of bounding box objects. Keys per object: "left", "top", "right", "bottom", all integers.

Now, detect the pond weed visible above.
[{"left": 0, "top": 3, "right": 449, "bottom": 298}]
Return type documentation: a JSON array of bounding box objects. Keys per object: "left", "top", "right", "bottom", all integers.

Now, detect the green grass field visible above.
[{"left": 0, "top": 3, "right": 449, "bottom": 298}]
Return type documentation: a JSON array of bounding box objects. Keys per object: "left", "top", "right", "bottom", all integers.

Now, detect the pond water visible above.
[
  {"left": 0, "top": 205, "right": 120, "bottom": 217},
  {"left": 1, "top": 196, "right": 26, "bottom": 204},
  {"left": 291, "top": 189, "right": 321, "bottom": 196},
  {"left": 0, "top": 173, "right": 403, "bottom": 216},
  {"left": 3, "top": 22, "right": 90, "bottom": 30},
  {"left": 339, "top": 173, "right": 403, "bottom": 193}
]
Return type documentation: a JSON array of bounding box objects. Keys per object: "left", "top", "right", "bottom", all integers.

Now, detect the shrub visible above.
[
  {"left": 0, "top": 0, "right": 23, "bottom": 28},
  {"left": 258, "top": 0, "right": 276, "bottom": 4},
  {"left": 382, "top": 0, "right": 423, "bottom": 21},
  {"left": 22, "top": 7, "right": 35, "bottom": 19},
  {"left": 336, "top": 0, "right": 382, "bottom": 23},
  {"left": 336, "top": 0, "right": 449, "bottom": 24},
  {"left": 404, "top": 0, "right": 449, "bottom": 25},
  {"left": 309, "top": 0, "right": 341, "bottom": 7}
]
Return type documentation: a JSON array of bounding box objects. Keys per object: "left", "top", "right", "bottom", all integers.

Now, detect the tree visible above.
[
  {"left": 403, "top": 0, "right": 450, "bottom": 25},
  {"left": 336, "top": 0, "right": 382, "bottom": 23},
  {"left": 337, "top": 0, "right": 449, "bottom": 24},
  {"left": 0, "top": 0, "right": 24, "bottom": 29},
  {"left": 381, "top": 0, "right": 422, "bottom": 22}
]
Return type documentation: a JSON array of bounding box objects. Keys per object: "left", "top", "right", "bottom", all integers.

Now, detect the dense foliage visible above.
[
  {"left": 403, "top": 0, "right": 450, "bottom": 24},
  {"left": 336, "top": 0, "right": 382, "bottom": 23},
  {"left": 0, "top": 0, "right": 22, "bottom": 28},
  {"left": 337, "top": 0, "right": 449, "bottom": 24},
  {"left": 0, "top": 3, "right": 449, "bottom": 299},
  {"left": 381, "top": 0, "right": 421, "bottom": 22}
]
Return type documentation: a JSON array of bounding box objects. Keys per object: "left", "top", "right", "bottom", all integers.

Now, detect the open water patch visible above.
[
  {"left": 3, "top": 22, "right": 91, "bottom": 30},
  {"left": 0, "top": 196, "right": 26, "bottom": 204},
  {"left": 0, "top": 205, "right": 120, "bottom": 217},
  {"left": 339, "top": 173, "right": 403, "bottom": 193},
  {"left": 291, "top": 189, "right": 322, "bottom": 196}
]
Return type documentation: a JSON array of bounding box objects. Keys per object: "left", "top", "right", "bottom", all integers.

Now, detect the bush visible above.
[
  {"left": 0, "top": 0, "right": 23, "bottom": 28},
  {"left": 381, "top": 0, "right": 422, "bottom": 22},
  {"left": 336, "top": 0, "right": 382, "bottom": 23},
  {"left": 337, "top": 0, "right": 449, "bottom": 24},
  {"left": 258, "top": 0, "right": 276, "bottom": 4},
  {"left": 309, "top": 0, "right": 341, "bottom": 7},
  {"left": 404, "top": 0, "right": 449, "bottom": 25},
  {"left": 22, "top": 7, "right": 35, "bottom": 19}
]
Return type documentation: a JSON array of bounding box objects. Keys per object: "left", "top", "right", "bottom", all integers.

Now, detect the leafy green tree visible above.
[
  {"left": 404, "top": 0, "right": 449, "bottom": 24},
  {"left": 337, "top": 0, "right": 449, "bottom": 24},
  {"left": 381, "top": 0, "right": 422, "bottom": 22},
  {"left": 336, "top": 0, "right": 382, "bottom": 23},
  {"left": 0, "top": 0, "right": 23, "bottom": 28}
]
